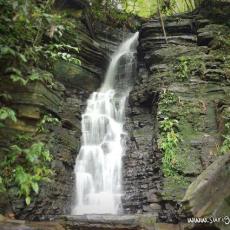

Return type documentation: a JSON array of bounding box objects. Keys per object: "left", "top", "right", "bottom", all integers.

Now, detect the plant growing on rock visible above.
[
  {"left": 0, "top": 107, "right": 17, "bottom": 127},
  {"left": 0, "top": 111, "right": 57, "bottom": 205},
  {"left": 37, "top": 114, "right": 60, "bottom": 133},
  {"left": 220, "top": 122, "right": 230, "bottom": 154},
  {"left": 1, "top": 142, "right": 53, "bottom": 205},
  {"left": 174, "top": 56, "right": 206, "bottom": 81},
  {"left": 158, "top": 91, "right": 191, "bottom": 186},
  {"left": 158, "top": 117, "right": 181, "bottom": 176},
  {"left": 0, "top": 0, "right": 81, "bottom": 86},
  {"left": 175, "top": 56, "right": 190, "bottom": 81}
]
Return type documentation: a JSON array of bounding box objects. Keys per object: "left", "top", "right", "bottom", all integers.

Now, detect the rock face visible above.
[
  {"left": 0, "top": 1, "right": 131, "bottom": 221},
  {"left": 182, "top": 153, "right": 230, "bottom": 218},
  {"left": 0, "top": 79, "right": 81, "bottom": 219},
  {"left": 123, "top": 1, "right": 230, "bottom": 223},
  {"left": 53, "top": 22, "right": 109, "bottom": 92}
]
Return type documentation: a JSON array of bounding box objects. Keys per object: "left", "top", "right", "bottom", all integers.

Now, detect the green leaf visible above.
[
  {"left": 28, "top": 71, "right": 40, "bottom": 81},
  {"left": 18, "top": 53, "right": 27, "bottom": 62},
  {"left": 0, "top": 46, "right": 16, "bottom": 57},
  {"left": 31, "top": 182, "right": 39, "bottom": 194},
  {"left": 25, "top": 196, "right": 31, "bottom": 205},
  {"left": 0, "top": 107, "right": 17, "bottom": 122},
  {"left": 10, "top": 74, "right": 28, "bottom": 85}
]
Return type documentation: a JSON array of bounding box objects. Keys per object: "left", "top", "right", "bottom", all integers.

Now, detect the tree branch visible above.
[{"left": 157, "top": 0, "right": 168, "bottom": 44}]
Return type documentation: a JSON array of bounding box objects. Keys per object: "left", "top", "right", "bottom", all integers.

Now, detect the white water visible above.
[{"left": 72, "top": 32, "right": 139, "bottom": 215}]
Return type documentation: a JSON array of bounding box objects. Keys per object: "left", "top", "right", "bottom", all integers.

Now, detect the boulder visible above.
[{"left": 182, "top": 153, "right": 230, "bottom": 217}]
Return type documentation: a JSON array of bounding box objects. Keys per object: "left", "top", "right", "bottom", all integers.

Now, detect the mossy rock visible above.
[
  {"left": 53, "top": 61, "right": 101, "bottom": 91},
  {"left": 162, "top": 176, "right": 190, "bottom": 201},
  {"left": 182, "top": 153, "right": 230, "bottom": 217}
]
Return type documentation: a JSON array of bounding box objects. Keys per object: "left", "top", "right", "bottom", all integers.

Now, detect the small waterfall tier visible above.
[{"left": 72, "top": 32, "right": 139, "bottom": 215}]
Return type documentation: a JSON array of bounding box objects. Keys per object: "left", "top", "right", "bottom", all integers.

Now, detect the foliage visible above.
[
  {"left": 90, "top": 0, "right": 136, "bottom": 27},
  {"left": 0, "top": 119, "right": 56, "bottom": 205},
  {"left": 8, "top": 68, "right": 55, "bottom": 86},
  {"left": 1, "top": 142, "right": 53, "bottom": 205},
  {"left": 159, "top": 117, "right": 181, "bottom": 176},
  {"left": 158, "top": 91, "right": 186, "bottom": 180},
  {"left": 158, "top": 91, "right": 182, "bottom": 177},
  {"left": 0, "top": 110, "right": 60, "bottom": 205},
  {"left": 158, "top": 91, "right": 178, "bottom": 115},
  {"left": 124, "top": 0, "right": 158, "bottom": 17},
  {"left": 0, "top": 1, "right": 70, "bottom": 206},
  {"left": 220, "top": 122, "right": 230, "bottom": 154},
  {"left": 91, "top": 0, "right": 198, "bottom": 20},
  {"left": 37, "top": 114, "right": 60, "bottom": 133},
  {"left": 175, "top": 56, "right": 191, "bottom": 81},
  {"left": 174, "top": 56, "right": 206, "bottom": 81},
  {"left": 0, "top": 107, "right": 17, "bottom": 123},
  {"left": 160, "top": 0, "right": 196, "bottom": 15},
  {"left": 0, "top": 0, "right": 80, "bottom": 85}
]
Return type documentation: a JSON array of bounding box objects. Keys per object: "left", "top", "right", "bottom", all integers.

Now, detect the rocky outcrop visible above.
[
  {"left": 0, "top": 0, "right": 132, "bottom": 220},
  {"left": 182, "top": 153, "right": 230, "bottom": 218},
  {"left": 53, "top": 21, "right": 109, "bottom": 92},
  {"left": 0, "top": 78, "right": 81, "bottom": 219},
  {"left": 123, "top": 2, "right": 230, "bottom": 223}
]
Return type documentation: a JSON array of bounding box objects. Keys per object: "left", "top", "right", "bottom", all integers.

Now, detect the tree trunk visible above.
[{"left": 157, "top": 0, "right": 168, "bottom": 44}]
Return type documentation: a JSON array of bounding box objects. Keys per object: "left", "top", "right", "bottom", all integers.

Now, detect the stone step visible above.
[
  {"left": 140, "top": 35, "right": 197, "bottom": 51},
  {"left": 62, "top": 214, "right": 139, "bottom": 230}
]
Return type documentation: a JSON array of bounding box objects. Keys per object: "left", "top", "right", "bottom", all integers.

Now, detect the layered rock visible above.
[
  {"left": 123, "top": 2, "right": 230, "bottom": 223},
  {"left": 0, "top": 0, "right": 133, "bottom": 220},
  {"left": 182, "top": 154, "right": 230, "bottom": 218}
]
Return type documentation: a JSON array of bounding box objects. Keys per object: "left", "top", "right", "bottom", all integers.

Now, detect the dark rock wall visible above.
[
  {"left": 0, "top": 5, "right": 132, "bottom": 220},
  {"left": 123, "top": 4, "right": 230, "bottom": 223}
]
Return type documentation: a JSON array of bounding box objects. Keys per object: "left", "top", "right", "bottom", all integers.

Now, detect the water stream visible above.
[{"left": 72, "top": 32, "right": 139, "bottom": 215}]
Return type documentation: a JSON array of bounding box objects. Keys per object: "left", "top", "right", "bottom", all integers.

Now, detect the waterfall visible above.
[{"left": 72, "top": 32, "right": 139, "bottom": 215}]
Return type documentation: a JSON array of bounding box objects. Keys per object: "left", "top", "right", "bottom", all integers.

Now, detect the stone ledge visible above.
[{"left": 0, "top": 79, "right": 62, "bottom": 116}]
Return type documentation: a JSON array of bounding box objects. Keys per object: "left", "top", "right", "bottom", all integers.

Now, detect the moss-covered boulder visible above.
[{"left": 182, "top": 153, "right": 230, "bottom": 219}]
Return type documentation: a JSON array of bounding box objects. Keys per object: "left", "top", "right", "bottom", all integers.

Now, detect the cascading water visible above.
[{"left": 72, "top": 32, "right": 139, "bottom": 215}]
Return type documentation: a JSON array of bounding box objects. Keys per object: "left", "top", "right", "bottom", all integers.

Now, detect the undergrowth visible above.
[{"left": 0, "top": 112, "right": 59, "bottom": 205}]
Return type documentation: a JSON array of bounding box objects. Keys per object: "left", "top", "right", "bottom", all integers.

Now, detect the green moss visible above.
[
  {"left": 173, "top": 55, "right": 206, "bottom": 81},
  {"left": 176, "top": 147, "right": 202, "bottom": 175},
  {"left": 162, "top": 175, "right": 190, "bottom": 201},
  {"left": 179, "top": 120, "right": 198, "bottom": 140},
  {"left": 139, "top": 215, "right": 156, "bottom": 227},
  {"left": 158, "top": 90, "right": 206, "bottom": 182}
]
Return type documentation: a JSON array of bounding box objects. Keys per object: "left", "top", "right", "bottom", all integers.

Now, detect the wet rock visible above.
[
  {"left": 54, "top": 61, "right": 101, "bottom": 92},
  {"left": 126, "top": 2, "right": 230, "bottom": 222},
  {"left": 182, "top": 153, "right": 230, "bottom": 217},
  {"left": 55, "top": 0, "right": 90, "bottom": 9},
  {"left": 63, "top": 214, "right": 139, "bottom": 230}
]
